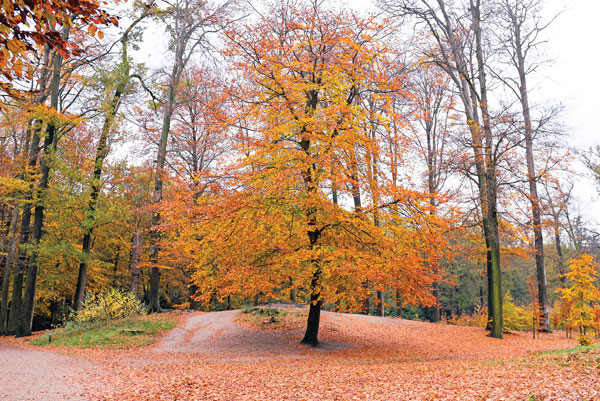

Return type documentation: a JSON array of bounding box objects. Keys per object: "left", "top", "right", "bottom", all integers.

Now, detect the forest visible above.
[{"left": 2, "top": 0, "right": 600, "bottom": 370}]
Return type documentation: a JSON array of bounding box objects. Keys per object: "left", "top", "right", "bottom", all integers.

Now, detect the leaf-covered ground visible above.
[{"left": 2, "top": 309, "right": 599, "bottom": 401}]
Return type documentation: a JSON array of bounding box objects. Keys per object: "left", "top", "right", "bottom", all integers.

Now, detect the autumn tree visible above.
[
  {"left": 0, "top": 0, "right": 116, "bottom": 96},
  {"left": 406, "top": 62, "right": 457, "bottom": 322},
  {"left": 167, "top": 0, "right": 450, "bottom": 346},
  {"left": 493, "top": 0, "right": 560, "bottom": 332},
  {"left": 73, "top": 10, "right": 150, "bottom": 312},
  {"left": 558, "top": 254, "right": 600, "bottom": 339}
]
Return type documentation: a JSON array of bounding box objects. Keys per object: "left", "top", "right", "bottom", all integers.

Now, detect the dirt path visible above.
[
  {"left": 155, "top": 309, "right": 350, "bottom": 358},
  {"left": 0, "top": 344, "right": 97, "bottom": 401}
]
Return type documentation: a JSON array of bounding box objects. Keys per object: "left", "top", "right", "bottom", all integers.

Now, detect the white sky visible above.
[
  {"left": 346, "top": 0, "right": 600, "bottom": 223},
  {"left": 533, "top": 0, "right": 600, "bottom": 223}
]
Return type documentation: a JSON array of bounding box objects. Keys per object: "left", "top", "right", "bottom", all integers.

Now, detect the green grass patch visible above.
[
  {"left": 535, "top": 344, "right": 600, "bottom": 356},
  {"left": 30, "top": 314, "right": 177, "bottom": 349}
]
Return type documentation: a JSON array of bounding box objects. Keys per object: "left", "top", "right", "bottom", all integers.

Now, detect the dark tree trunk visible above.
[
  {"left": 554, "top": 217, "right": 565, "bottom": 284},
  {"left": 298, "top": 116, "right": 323, "bottom": 346},
  {"left": 301, "top": 271, "right": 322, "bottom": 346},
  {"left": 16, "top": 43, "right": 65, "bottom": 337},
  {"left": 148, "top": 9, "right": 189, "bottom": 313},
  {"left": 376, "top": 290, "right": 384, "bottom": 317},
  {"left": 129, "top": 224, "right": 142, "bottom": 296},
  {"left": 471, "top": 1, "right": 503, "bottom": 338},
  {"left": 4, "top": 47, "right": 50, "bottom": 336},
  {"left": 0, "top": 207, "right": 19, "bottom": 332},
  {"left": 289, "top": 277, "right": 296, "bottom": 304},
  {"left": 510, "top": 10, "right": 550, "bottom": 331},
  {"left": 73, "top": 79, "right": 126, "bottom": 310}
]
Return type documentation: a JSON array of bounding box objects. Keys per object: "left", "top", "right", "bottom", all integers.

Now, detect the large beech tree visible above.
[{"left": 164, "top": 0, "right": 450, "bottom": 346}]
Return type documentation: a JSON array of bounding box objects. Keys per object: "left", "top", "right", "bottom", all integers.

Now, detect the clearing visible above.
[{"left": 1, "top": 307, "right": 599, "bottom": 400}]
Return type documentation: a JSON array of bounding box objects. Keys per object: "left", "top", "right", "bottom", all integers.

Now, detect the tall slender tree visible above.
[
  {"left": 494, "top": 0, "right": 557, "bottom": 332},
  {"left": 73, "top": 12, "right": 149, "bottom": 311},
  {"left": 380, "top": 0, "right": 504, "bottom": 337},
  {"left": 147, "top": 0, "right": 234, "bottom": 313}
]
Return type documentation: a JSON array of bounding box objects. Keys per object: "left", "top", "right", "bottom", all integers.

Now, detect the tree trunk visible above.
[
  {"left": 512, "top": 13, "right": 550, "bottom": 332},
  {"left": 73, "top": 72, "right": 127, "bottom": 310},
  {"left": 471, "top": 1, "right": 503, "bottom": 338},
  {"left": 299, "top": 117, "right": 323, "bottom": 346},
  {"left": 16, "top": 43, "right": 65, "bottom": 337},
  {"left": 129, "top": 224, "right": 142, "bottom": 296},
  {"left": 289, "top": 277, "right": 296, "bottom": 304},
  {"left": 376, "top": 290, "right": 384, "bottom": 317},
  {"left": 148, "top": 73, "right": 177, "bottom": 314},
  {"left": 4, "top": 47, "right": 50, "bottom": 335},
  {"left": 0, "top": 207, "right": 19, "bottom": 332},
  {"left": 301, "top": 270, "right": 322, "bottom": 346},
  {"left": 554, "top": 215, "right": 565, "bottom": 284}
]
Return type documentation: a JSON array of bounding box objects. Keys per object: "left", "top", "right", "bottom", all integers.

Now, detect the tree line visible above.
[{"left": 0, "top": 0, "right": 594, "bottom": 345}]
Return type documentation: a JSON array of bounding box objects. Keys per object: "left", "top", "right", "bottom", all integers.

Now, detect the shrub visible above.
[
  {"left": 577, "top": 335, "right": 593, "bottom": 347},
  {"left": 75, "top": 288, "right": 145, "bottom": 323},
  {"left": 503, "top": 292, "right": 532, "bottom": 331},
  {"left": 442, "top": 306, "right": 487, "bottom": 328}
]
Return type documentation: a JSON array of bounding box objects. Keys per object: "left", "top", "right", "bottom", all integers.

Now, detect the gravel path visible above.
[{"left": 0, "top": 344, "right": 96, "bottom": 401}]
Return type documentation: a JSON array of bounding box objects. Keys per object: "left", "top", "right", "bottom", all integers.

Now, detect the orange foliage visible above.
[{"left": 159, "top": 3, "right": 453, "bottom": 314}]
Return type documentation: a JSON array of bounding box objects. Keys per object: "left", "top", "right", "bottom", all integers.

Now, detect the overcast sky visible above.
[{"left": 344, "top": 0, "right": 600, "bottom": 223}]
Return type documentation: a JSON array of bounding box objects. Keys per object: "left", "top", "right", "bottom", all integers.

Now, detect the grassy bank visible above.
[{"left": 30, "top": 314, "right": 177, "bottom": 349}]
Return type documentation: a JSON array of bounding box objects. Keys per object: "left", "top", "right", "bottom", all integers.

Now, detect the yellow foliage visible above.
[
  {"left": 502, "top": 292, "right": 532, "bottom": 331},
  {"left": 442, "top": 306, "right": 487, "bottom": 328},
  {"left": 557, "top": 254, "right": 600, "bottom": 334},
  {"left": 75, "top": 288, "right": 145, "bottom": 323}
]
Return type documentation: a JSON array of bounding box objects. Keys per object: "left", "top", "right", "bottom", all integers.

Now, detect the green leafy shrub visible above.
[{"left": 75, "top": 288, "right": 145, "bottom": 323}]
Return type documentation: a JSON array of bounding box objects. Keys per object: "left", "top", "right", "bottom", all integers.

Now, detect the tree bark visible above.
[
  {"left": 552, "top": 211, "right": 565, "bottom": 284},
  {"left": 299, "top": 113, "right": 323, "bottom": 345},
  {"left": 16, "top": 43, "right": 65, "bottom": 337},
  {"left": 510, "top": 5, "right": 550, "bottom": 331},
  {"left": 4, "top": 47, "right": 50, "bottom": 335},
  {"left": 148, "top": 38, "right": 183, "bottom": 314},
  {"left": 0, "top": 207, "right": 19, "bottom": 332},
  {"left": 471, "top": 0, "right": 503, "bottom": 338},
  {"left": 301, "top": 271, "right": 322, "bottom": 346},
  {"left": 129, "top": 223, "right": 142, "bottom": 296}
]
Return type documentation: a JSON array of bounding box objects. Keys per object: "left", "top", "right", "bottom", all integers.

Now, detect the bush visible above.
[
  {"left": 577, "top": 335, "right": 593, "bottom": 346},
  {"left": 503, "top": 292, "right": 532, "bottom": 331},
  {"left": 75, "top": 288, "right": 145, "bottom": 323},
  {"left": 442, "top": 306, "right": 487, "bottom": 328}
]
